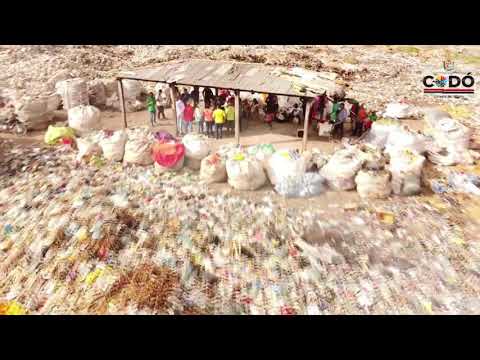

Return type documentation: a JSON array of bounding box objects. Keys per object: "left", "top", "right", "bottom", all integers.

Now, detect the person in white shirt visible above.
[
  {"left": 175, "top": 98, "right": 185, "bottom": 136},
  {"left": 156, "top": 89, "right": 167, "bottom": 120}
]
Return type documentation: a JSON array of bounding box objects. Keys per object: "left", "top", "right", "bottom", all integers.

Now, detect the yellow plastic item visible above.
[
  {"left": 441, "top": 104, "right": 473, "bottom": 120},
  {"left": 0, "top": 301, "right": 27, "bottom": 315},
  {"left": 44, "top": 126, "right": 75, "bottom": 145},
  {"left": 84, "top": 268, "right": 104, "bottom": 286},
  {"left": 75, "top": 227, "right": 89, "bottom": 242},
  {"left": 377, "top": 212, "right": 395, "bottom": 225},
  {"left": 279, "top": 151, "right": 291, "bottom": 160},
  {"left": 233, "top": 153, "right": 245, "bottom": 161}
]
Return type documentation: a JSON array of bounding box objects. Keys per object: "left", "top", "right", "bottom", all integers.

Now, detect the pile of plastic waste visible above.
[{"left": 2, "top": 133, "right": 480, "bottom": 314}]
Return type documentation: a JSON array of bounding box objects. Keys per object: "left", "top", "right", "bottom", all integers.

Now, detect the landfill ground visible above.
[
  {"left": 2, "top": 109, "right": 480, "bottom": 315},
  {"left": 1, "top": 45, "right": 480, "bottom": 315}
]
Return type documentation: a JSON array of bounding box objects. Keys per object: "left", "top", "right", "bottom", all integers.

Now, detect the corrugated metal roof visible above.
[{"left": 117, "top": 59, "right": 337, "bottom": 98}]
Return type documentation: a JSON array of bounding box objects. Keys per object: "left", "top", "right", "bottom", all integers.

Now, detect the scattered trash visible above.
[{"left": 448, "top": 172, "right": 480, "bottom": 196}]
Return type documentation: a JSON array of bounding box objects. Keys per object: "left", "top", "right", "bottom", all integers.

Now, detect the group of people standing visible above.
[
  {"left": 174, "top": 86, "right": 237, "bottom": 139},
  {"left": 146, "top": 84, "right": 378, "bottom": 141},
  {"left": 303, "top": 92, "right": 378, "bottom": 139}
]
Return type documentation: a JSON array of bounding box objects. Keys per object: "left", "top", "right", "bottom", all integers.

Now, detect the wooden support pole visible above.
[
  {"left": 234, "top": 90, "right": 240, "bottom": 146},
  {"left": 117, "top": 79, "right": 127, "bottom": 128},
  {"left": 302, "top": 99, "right": 313, "bottom": 153},
  {"left": 169, "top": 84, "right": 178, "bottom": 136}
]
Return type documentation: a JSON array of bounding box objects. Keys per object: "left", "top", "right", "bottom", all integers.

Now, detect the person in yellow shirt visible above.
[
  {"left": 225, "top": 103, "right": 235, "bottom": 134},
  {"left": 213, "top": 105, "right": 226, "bottom": 139}
]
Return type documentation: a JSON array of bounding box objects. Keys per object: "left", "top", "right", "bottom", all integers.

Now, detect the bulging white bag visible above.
[
  {"left": 383, "top": 103, "right": 416, "bottom": 119},
  {"left": 320, "top": 148, "right": 364, "bottom": 190},
  {"left": 200, "top": 153, "right": 227, "bottom": 184},
  {"left": 123, "top": 129, "right": 154, "bottom": 166},
  {"left": 99, "top": 130, "right": 128, "bottom": 162},
  {"left": 363, "top": 119, "right": 401, "bottom": 149},
  {"left": 384, "top": 126, "right": 426, "bottom": 157},
  {"left": 182, "top": 134, "right": 210, "bottom": 170},
  {"left": 226, "top": 154, "right": 266, "bottom": 191},
  {"left": 266, "top": 149, "right": 309, "bottom": 186},
  {"left": 68, "top": 105, "right": 102, "bottom": 137},
  {"left": 76, "top": 136, "right": 102, "bottom": 163},
  {"left": 357, "top": 144, "right": 386, "bottom": 170},
  {"left": 388, "top": 150, "right": 425, "bottom": 196},
  {"left": 246, "top": 144, "right": 276, "bottom": 169},
  {"left": 355, "top": 170, "right": 392, "bottom": 199}
]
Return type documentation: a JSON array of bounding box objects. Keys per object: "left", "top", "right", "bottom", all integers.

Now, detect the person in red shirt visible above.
[
  {"left": 182, "top": 100, "right": 194, "bottom": 134},
  {"left": 357, "top": 104, "right": 370, "bottom": 134}
]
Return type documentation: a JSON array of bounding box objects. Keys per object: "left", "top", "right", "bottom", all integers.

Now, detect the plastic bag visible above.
[
  {"left": 55, "top": 78, "right": 89, "bottom": 110},
  {"left": 355, "top": 170, "right": 392, "bottom": 199},
  {"left": 154, "top": 157, "right": 184, "bottom": 175},
  {"left": 226, "top": 154, "right": 266, "bottom": 190},
  {"left": 182, "top": 134, "right": 210, "bottom": 170},
  {"left": 388, "top": 150, "right": 425, "bottom": 196},
  {"left": 152, "top": 141, "right": 185, "bottom": 170},
  {"left": 320, "top": 149, "right": 364, "bottom": 190},
  {"left": 275, "top": 173, "right": 325, "bottom": 198},
  {"left": 384, "top": 127, "right": 426, "bottom": 157},
  {"left": 303, "top": 149, "right": 329, "bottom": 172},
  {"left": 266, "top": 150, "right": 309, "bottom": 186},
  {"left": 123, "top": 129, "right": 154, "bottom": 166},
  {"left": 200, "top": 153, "right": 228, "bottom": 184},
  {"left": 247, "top": 144, "right": 276, "bottom": 168},
  {"left": 76, "top": 137, "right": 102, "bottom": 163},
  {"left": 318, "top": 123, "right": 333, "bottom": 137},
  {"left": 383, "top": 103, "right": 416, "bottom": 119},
  {"left": 448, "top": 172, "right": 480, "bottom": 196},
  {"left": 99, "top": 130, "right": 128, "bottom": 162},
  {"left": 217, "top": 143, "right": 241, "bottom": 160},
  {"left": 68, "top": 105, "right": 102, "bottom": 137},
  {"left": 363, "top": 119, "right": 401, "bottom": 149},
  {"left": 357, "top": 144, "right": 386, "bottom": 170},
  {"left": 154, "top": 131, "right": 176, "bottom": 142},
  {"left": 44, "top": 126, "right": 75, "bottom": 145}
]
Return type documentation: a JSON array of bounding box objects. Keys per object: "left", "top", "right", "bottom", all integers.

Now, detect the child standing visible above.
[
  {"left": 225, "top": 102, "right": 235, "bottom": 134},
  {"left": 213, "top": 105, "right": 226, "bottom": 139},
  {"left": 194, "top": 104, "right": 204, "bottom": 134},
  {"left": 204, "top": 104, "right": 214, "bottom": 137},
  {"left": 156, "top": 89, "right": 167, "bottom": 120},
  {"left": 183, "top": 100, "right": 194, "bottom": 134},
  {"left": 147, "top": 92, "right": 156, "bottom": 126}
]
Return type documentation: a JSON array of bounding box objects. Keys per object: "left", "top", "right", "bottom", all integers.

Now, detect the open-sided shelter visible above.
[{"left": 116, "top": 59, "right": 337, "bottom": 151}]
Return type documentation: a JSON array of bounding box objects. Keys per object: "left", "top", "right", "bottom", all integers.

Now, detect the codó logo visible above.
[{"left": 423, "top": 61, "right": 475, "bottom": 96}]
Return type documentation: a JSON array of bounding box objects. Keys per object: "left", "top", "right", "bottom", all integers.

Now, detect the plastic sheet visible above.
[{"left": 275, "top": 173, "right": 325, "bottom": 198}]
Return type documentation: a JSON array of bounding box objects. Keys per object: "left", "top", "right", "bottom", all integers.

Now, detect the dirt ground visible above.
[{"left": 0, "top": 108, "right": 425, "bottom": 211}]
